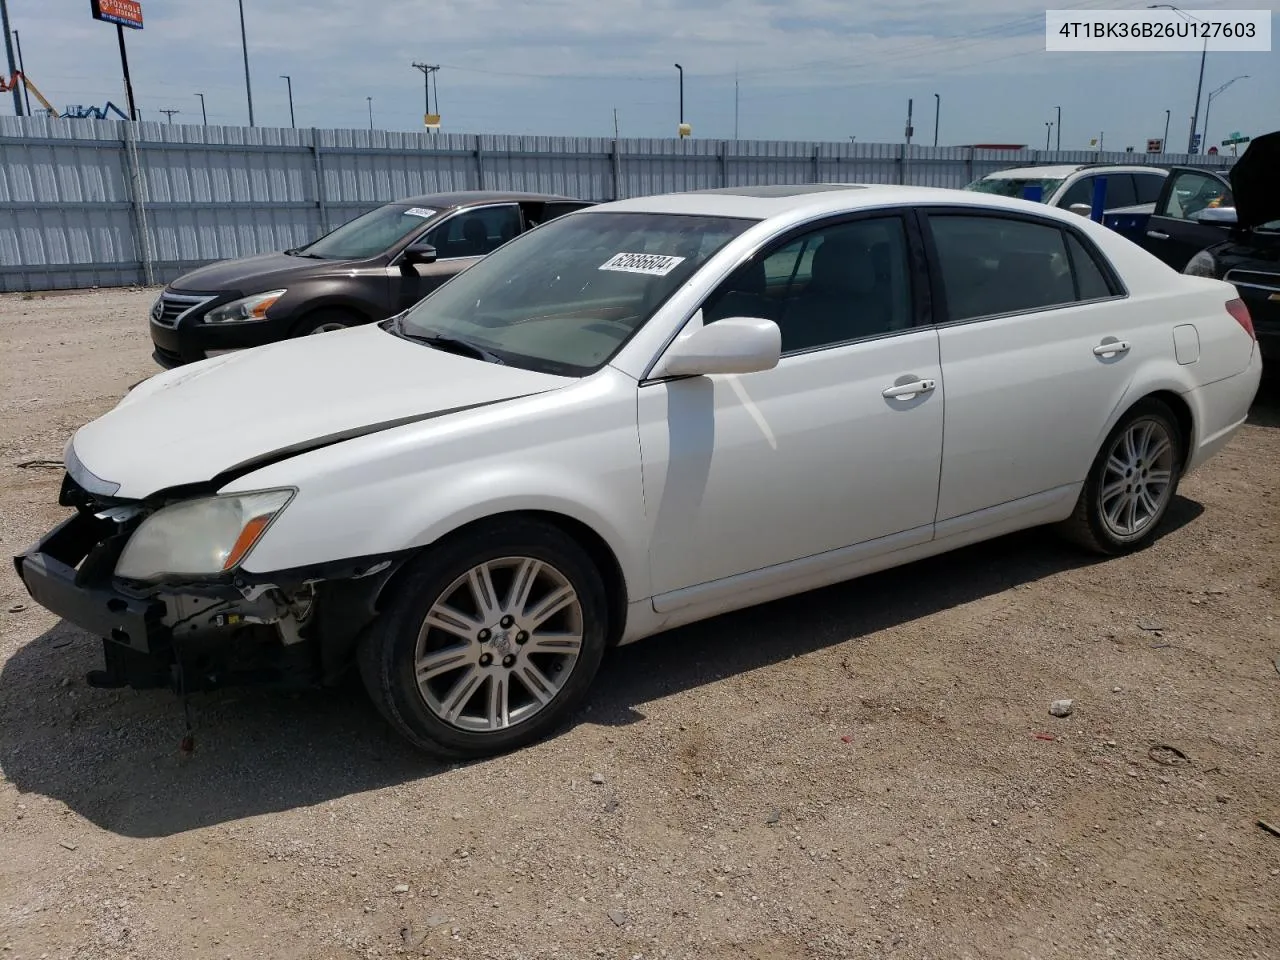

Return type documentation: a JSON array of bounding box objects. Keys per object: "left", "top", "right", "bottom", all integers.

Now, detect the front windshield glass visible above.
[
  {"left": 965, "top": 177, "right": 1064, "bottom": 200},
  {"left": 398, "top": 211, "right": 755, "bottom": 377},
  {"left": 298, "top": 203, "right": 437, "bottom": 260}
]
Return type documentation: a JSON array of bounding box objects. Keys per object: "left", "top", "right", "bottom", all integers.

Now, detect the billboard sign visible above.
[{"left": 91, "top": 0, "right": 144, "bottom": 30}]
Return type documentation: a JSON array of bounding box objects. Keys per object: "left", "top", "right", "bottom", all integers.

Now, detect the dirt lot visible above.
[{"left": 0, "top": 288, "right": 1277, "bottom": 960}]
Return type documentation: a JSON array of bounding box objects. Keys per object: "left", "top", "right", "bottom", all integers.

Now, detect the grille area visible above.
[
  {"left": 1224, "top": 269, "right": 1280, "bottom": 294},
  {"left": 150, "top": 292, "right": 217, "bottom": 328}
]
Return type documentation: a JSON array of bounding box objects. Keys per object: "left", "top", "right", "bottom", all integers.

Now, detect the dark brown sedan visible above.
[{"left": 148, "top": 191, "right": 594, "bottom": 368}]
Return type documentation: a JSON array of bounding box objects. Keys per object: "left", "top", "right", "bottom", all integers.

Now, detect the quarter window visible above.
[
  {"left": 702, "top": 216, "right": 914, "bottom": 353},
  {"left": 928, "top": 214, "right": 1118, "bottom": 321}
]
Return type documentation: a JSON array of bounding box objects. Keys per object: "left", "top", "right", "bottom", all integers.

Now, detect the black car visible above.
[
  {"left": 1126, "top": 133, "right": 1279, "bottom": 361},
  {"left": 148, "top": 191, "right": 594, "bottom": 368}
]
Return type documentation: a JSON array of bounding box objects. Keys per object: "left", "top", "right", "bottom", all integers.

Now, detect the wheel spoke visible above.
[
  {"left": 416, "top": 645, "right": 474, "bottom": 682},
  {"left": 1104, "top": 491, "right": 1127, "bottom": 528},
  {"left": 468, "top": 564, "right": 501, "bottom": 622},
  {"left": 506, "top": 559, "right": 543, "bottom": 618},
  {"left": 514, "top": 661, "right": 557, "bottom": 706},
  {"left": 423, "top": 603, "right": 480, "bottom": 641},
  {"left": 525, "top": 585, "right": 576, "bottom": 631},
  {"left": 1106, "top": 453, "right": 1128, "bottom": 478},
  {"left": 1137, "top": 487, "right": 1160, "bottom": 520},
  {"left": 1147, "top": 436, "right": 1172, "bottom": 465},
  {"left": 1101, "top": 477, "right": 1128, "bottom": 503},
  {"left": 1123, "top": 492, "right": 1139, "bottom": 535},
  {"left": 1122, "top": 428, "right": 1140, "bottom": 465},
  {"left": 440, "top": 665, "right": 484, "bottom": 721},
  {"left": 486, "top": 674, "right": 510, "bottom": 730},
  {"left": 1147, "top": 468, "right": 1172, "bottom": 488},
  {"left": 526, "top": 631, "right": 583, "bottom": 655}
]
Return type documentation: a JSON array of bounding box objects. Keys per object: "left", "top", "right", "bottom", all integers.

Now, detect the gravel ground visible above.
[{"left": 1, "top": 287, "right": 1278, "bottom": 960}]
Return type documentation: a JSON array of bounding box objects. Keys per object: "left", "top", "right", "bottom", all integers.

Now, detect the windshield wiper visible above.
[{"left": 393, "top": 322, "right": 505, "bottom": 365}]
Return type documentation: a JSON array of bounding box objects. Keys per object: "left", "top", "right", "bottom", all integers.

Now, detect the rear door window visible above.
[
  {"left": 927, "top": 214, "right": 1117, "bottom": 321},
  {"left": 1134, "top": 173, "right": 1166, "bottom": 204}
]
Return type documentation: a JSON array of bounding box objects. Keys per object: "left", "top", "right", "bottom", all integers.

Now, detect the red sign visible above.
[{"left": 91, "top": 0, "right": 144, "bottom": 30}]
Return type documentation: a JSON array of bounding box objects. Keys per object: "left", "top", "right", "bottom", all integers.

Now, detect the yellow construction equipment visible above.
[{"left": 0, "top": 72, "right": 60, "bottom": 117}]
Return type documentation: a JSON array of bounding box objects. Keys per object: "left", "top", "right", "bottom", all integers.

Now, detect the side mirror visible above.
[
  {"left": 403, "top": 242, "right": 438, "bottom": 265},
  {"left": 1068, "top": 203, "right": 1093, "bottom": 217},
  {"left": 650, "top": 316, "right": 781, "bottom": 379},
  {"left": 1191, "top": 206, "right": 1237, "bottom": 226}
]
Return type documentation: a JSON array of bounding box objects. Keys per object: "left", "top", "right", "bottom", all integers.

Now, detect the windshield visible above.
[
  {"left": 297, "top": 203, "right": 437, "bottom": 260},
  {"left": 964, "top": 177, "right": 1065, "bottom": 200},
  {"left": 398, "top": 211, "right": 755, "bottom": 377}
]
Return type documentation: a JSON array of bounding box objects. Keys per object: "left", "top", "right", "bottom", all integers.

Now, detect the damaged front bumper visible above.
[{"left": 14, "top": 478, "right": 407, "bottom": 693}]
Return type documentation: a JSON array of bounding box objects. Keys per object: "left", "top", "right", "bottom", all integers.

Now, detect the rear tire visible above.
[
  {"left": 357, "top": 518, "right": 609, "bottom": 760},
  {"left": 1059, "top": 398, "right": 1184, "bottom": 555}
]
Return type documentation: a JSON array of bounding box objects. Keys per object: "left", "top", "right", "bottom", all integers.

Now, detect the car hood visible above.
[
  {"left": 1230, "top": 131, "right": 1280, "bottom": 231},
  {"left": 70, "top": 324, "right": 574, "bottom": 500},
  {"left": 168, "top": 251, "right": 358, "bottom": 294}
]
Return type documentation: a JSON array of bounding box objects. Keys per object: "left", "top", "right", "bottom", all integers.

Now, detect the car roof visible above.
[
  {"left": 394, "top": 190, "right": 586, "bottom": 209},
  {"left": 588, "top": 183, "right": 1102, "bottom": 222},
  {"left": 980, "top": 164, "right": 1169, "bottom": 179}
]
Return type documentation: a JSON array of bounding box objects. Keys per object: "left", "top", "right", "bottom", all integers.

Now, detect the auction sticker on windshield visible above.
[
  {"left": 599, "top": 252, "right": 687, "bottom": 276},
  {"left": 404, "top": 207, "right": 436, "bottom": 218}
]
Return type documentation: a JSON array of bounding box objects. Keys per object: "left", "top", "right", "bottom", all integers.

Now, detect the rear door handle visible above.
[
  {"left": 882, "top": 378, "right": 936, "bottom": 400},
  {"left": 1146, "top": 230, "right": 1170, "bottom": 240},
  {"left": 1093, "top": 340, "right": 1130, "bottom": 357}
]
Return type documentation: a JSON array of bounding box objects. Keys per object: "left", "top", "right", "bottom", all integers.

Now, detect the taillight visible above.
[{"left": 1225, "top": 298, "right": 1255, "bottom": 341}]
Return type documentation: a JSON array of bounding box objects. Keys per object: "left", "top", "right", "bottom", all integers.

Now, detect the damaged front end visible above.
[{"left": 13, "top": 471, "right": 407, "bottom": 694}]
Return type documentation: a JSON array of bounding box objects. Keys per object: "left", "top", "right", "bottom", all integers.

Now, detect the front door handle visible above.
[
  {"left": 1146, "top": 230, "right": 1170, "bottom": 240},
  {"left": 1093, "top": 340, "right": 1130, "bottom": 357},
  {"left": 882, "top": 378, "right": 937, "bottom": 400}
]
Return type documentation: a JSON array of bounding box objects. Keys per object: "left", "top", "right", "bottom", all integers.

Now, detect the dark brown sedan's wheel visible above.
[
  {"left": 292, "top": 309, "right": 358, "bottom": 337},
  {"left": 357, "top": 518, "right": 609, "bottom": 759},
  {"left": 1060, "top": 398, "right": 1184, "bottom": 555}
]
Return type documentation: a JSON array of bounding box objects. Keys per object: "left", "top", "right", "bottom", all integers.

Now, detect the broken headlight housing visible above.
[{"left": 115, "top": 489, "right": 294, "bottom": 582}]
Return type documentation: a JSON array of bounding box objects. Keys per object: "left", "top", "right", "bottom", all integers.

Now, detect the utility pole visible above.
[
  {"left": 905, "top": 98, "right": 913, "bottom": 146},
  {"left": 12, "top": 29, "right": 31, "bottom": 115},
  {"left": 237, "top": 0, "right": 254, "bottom": 126},
  {"left": 734, "top": 68, "right": 739, "bottom": 140},
  {"left": 613, "top": 107, "right": 619, "bottom": 139},
  {"left": 195, "top": 92, "right": 207, "bottom": 125},
  {"left": 1055, "top": 105, "right": 1061, "bottom": 150},
  {"left": 159, "top": 108, "right": 180, "bottom": 123},
  {"left": 932, "top": 93, "right": 940, "bottom": 147},
  {"left": 412, "top": 62, "right": 440, "bottom": 128},
  {"left": 367, "top": 96, "right": 373, "bottom": 130},
  {"left": 280, "top": 74, "right": 294, "bottom": 128},
  {"left": 1163, "top": 109, "right": 1170, "bottom": 151},
  {"left": 1, "top": 0, "right": 24, "bottom": 116}
]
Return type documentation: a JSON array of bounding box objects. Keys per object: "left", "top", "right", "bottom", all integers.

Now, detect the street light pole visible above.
[
  {"left": 1149, "top": 4, "right": 1206, "bottom": 152},
  {"left": 280, "top": 75, "right": 294, "bottom": 128},
  {"left": 367, "top": 96, "right": 373, "bottom": 130},
  {"left": 1055, "top": 105, "right": 1061, "bottom": 150},
  {"left": 1, "top": 0, "right": 24, "bottom": 116},
  {"left": 933, "top": 93, "right": 940, "bottom": 147},
  {"left": 1045, "top": 121, "right": 1053, "bottom": 151},
  {"left": 237, "top": 0, "right": 255, "bottom": 126},
  {"left": 1202, "top": 75, "right": 1248, "bottom": 153},
  {"left": 674, "top": 63, "right": 684, "bottom": 135},
  {"left": 195, "top": 92, "right": 207, "bottom": 125},
  {"left": 1163, "top": 109, "right": 1170, "bottom": 151}
]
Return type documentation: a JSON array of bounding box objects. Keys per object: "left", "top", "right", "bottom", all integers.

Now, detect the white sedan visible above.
[{"left": 16, "top": 184, "right": 1263, "bottom": 758}]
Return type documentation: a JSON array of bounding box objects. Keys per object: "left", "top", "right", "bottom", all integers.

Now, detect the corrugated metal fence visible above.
[{"left": 0, "top": 115, "right": 1236, "bottom": 292}]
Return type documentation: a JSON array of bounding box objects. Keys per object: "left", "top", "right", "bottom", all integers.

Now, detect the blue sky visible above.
[{"left": 3, "top": 0, "right": 1276, "bottom": 149}]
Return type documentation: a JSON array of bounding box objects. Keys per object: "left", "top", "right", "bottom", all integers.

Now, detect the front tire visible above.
[
  {"left": 292, "top": 308, "right": 357, "bottom": 337},
  {"left": 1060, "top": 398, "right": 1184, "bottom": 555},
  {"left": 357, "top": 518, "right": 609, "bottom": 759}
]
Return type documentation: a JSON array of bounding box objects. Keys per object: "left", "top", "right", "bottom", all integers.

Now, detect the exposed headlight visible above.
[
  {"left": 1183, "top": 250, "right": 1217, "bottom": 278},
  {"left": 115, "top": 490, "right": 294, "bottom": 581},
  {"left": 203, "top": 290, "right": 287, "bottom": 324}
]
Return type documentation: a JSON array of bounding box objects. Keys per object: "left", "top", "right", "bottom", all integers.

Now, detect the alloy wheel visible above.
[{"left": 1099, "top": 416, "right": 1176, "bottom": 539}]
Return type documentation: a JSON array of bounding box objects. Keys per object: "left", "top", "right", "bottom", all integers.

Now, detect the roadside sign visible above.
[
  {"left": 90, "top": 0, "right": 144, "bottom": 29},
  {"left": 1146, "top": 138, "right": 1163, "bottom": 153},
  {"left": 1207, "top": 145, "right": 1219, "bottom": 155},
  {"left": 1222, "top": 134, "right": 1251, "bottom": 145}
]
